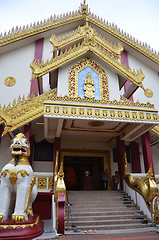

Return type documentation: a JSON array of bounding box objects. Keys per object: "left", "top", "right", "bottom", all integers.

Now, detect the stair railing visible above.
[
  {"left": 54, "top": 151, "right": 66, "bottom": 234},
  {"left": 66, "top": 191, "right": 71, "bottom": 231},
  {"left": 122, "top": 152, "right": 159, "bottom": 224}
]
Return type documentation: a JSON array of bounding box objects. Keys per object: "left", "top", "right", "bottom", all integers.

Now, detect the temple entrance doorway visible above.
[{"left": 63, "top": 155, "right": 104, "bottom": 190}]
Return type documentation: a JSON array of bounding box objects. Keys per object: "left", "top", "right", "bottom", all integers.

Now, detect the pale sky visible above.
[{"left": 0, "top": 0, "right": 159, "bottom": 52}]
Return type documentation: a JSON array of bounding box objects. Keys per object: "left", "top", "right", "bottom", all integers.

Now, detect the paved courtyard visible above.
[{"left": 45, "top": 229, "right": 159, "bottom": 240}]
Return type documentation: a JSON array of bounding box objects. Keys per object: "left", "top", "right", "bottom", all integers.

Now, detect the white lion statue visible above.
[{"left": 0, "top": 133, "right": 37, "bottom": 223}]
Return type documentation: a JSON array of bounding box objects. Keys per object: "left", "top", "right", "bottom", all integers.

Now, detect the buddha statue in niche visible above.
[{"left": 83, "top": 72, "right": 95, "bottom": 99}]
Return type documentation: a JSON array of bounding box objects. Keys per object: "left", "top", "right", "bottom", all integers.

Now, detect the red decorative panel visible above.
[
  {"left": 57, "top": 193, "right": 65, "bottom": 234},
  {"left": 33, "top": 192, "right": 52, "bottom": 220}
]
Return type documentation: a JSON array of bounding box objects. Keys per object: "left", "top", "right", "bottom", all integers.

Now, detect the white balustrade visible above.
[{"left": 0, "top": 172, "right": 54, "bottom": 192}]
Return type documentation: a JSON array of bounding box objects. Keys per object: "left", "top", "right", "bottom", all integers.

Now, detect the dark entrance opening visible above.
[{"left": 64, "top": 156, "right": 104, "bottom": 190}]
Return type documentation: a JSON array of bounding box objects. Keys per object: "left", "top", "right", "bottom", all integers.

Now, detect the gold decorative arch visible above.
[{"left": 68, "top": 58, "right": 110, "bottom": 100}]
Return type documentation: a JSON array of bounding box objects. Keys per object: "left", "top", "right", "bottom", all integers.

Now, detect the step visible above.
[
  {"left": 66, "top": 223, "right": 152, "bottom": 231},
  {"left": 65, "top": 191, "right": 151, "bottom": 233},
  {"left": 68, "top": 199, "right": 127, "bottom": 203},
  {"left": 66, "top": 210, "right": 144, "bottom": 217},
  {"left": 66, "top": 218, "right": 150, "bottom": 226},
  {"left": 68, "top": 193, "right": 125, "bottom": 198},
  {"left": 66, "top": 214, "right": 147, "bottom": 222},
  {"left": 67, "top": 206, "right": 139, "bottom": 212},
  {"left": 68, "top": 203, "right": 128, "bottom": 208}
]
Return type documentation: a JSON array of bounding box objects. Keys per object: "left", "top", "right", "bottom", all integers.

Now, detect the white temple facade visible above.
[{"left": 0, "top": 1, "right": 159, "bottom": 227}]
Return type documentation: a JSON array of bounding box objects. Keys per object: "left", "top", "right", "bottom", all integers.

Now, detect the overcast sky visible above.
[{"left": 1, "top": 0, "right": 159, "bottom": 52}]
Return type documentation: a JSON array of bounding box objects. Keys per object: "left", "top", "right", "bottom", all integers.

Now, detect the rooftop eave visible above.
[
  {"left": 50, "top": 24, "right": 124, "bottom": 57},
  {"left": 0, "top": 90, "right": 57, "bottom": 137},
  {"left": 0, "top": 89, "right": 157, "bottom": 137},
  {"left": 0, "top": 13, "right": 84, "bottom": 49},
  {"left": 151, "top": 125, "right": 159, "bottom": 136},
  {"left": 43, "top": 99, "right": 159, "bottom": 142},
  {"left": 0, "top": 7, "right": 159, "bottom": 66},
  {"left": 30, "top": 41, "right": 146, "bottom": 91},
  {"left": 86, "top": 15, "right": 159, "bottom": 66}
]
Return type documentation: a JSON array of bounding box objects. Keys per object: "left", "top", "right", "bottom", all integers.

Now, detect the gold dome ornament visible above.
[
  {"left": 144, "top": 88, "right": 153, "bottom": 98},
  {"left": 4, "top": 77, "right": 16, "bottom": 87}
]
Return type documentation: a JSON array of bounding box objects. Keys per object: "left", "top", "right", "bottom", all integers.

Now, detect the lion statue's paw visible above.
[
  {"left": 0, "top": 214, "right": 4, "bottom": 223},
  {"left": 12, "top": 213, "right": 28, "bottom": 223}
]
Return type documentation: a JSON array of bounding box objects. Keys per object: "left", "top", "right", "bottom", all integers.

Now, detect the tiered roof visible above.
[{"left": 0, "top": 2, "right": 159, "bottom": 65}]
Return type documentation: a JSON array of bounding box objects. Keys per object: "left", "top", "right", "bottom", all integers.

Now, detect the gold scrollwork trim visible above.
[
  {"left": 153, "top": 114, "right": 159, "bottom": 121},
  {"left": 44, "top": 105, "right": 159, "bottom": 123},
  {"left": 153, "top": 197, "right": 159, "bottom": 224},
  {"left": 53, "top": 106, "right": 60, "bottom": 115},
  {"left": 44, "top": 99, "right": 157, "bottom": 113},
  {"left": 1, "top": 169, "right": 29, "bottom": 185},
  {"left": 45, "top": 106, "right": 51, "bottom": 114},
  {"left": 24, "top": 176, "right": 36, "bottom": 214},
  {"left": 0, "top": 215, "right": 39, "bottom": 229},
  {"left": 118, "top": 111, "right": 123, "bottom": 119},
  {"left": 79, "top": 108, "right": 85, "bottom": 116},
  {"left": 37, "top": 177, "right": 47, "bottom": 189},
  {"left": 110, "top": 110, "right": 116, "bottom": 119},
  {"left": 48, "top": 177, "right": 53, "bottom": 189}
]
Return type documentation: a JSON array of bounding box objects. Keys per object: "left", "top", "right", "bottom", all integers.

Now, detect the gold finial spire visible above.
[{"left": 81, "top": 0, "right": 88, "bottom": 14}]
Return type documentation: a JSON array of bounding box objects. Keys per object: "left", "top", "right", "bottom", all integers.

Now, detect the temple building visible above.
[{"left": 0, "top": 0, "right": 159, "bottom": 235}]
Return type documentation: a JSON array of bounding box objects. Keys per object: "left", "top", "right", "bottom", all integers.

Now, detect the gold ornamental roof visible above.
[
  {"left": 30, "top": 38, "right": 145, "bottom": 90},
  {"left": 0, "top": 2, "right": 159, "bottom": 66},
  {"left": 0, "top": 89, "right": 158, "bottom": 137},
  {"left": 49, "top": 24, "right": 124, "bottom": 57}
]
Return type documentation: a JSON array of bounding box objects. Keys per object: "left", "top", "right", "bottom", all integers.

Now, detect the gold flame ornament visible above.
[{"left": 144, "top": 88, "right": 153, "bottom": 98}]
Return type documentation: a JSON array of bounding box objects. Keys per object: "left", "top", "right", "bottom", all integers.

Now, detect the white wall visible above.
[
  {"left": 32, "top": 161, "right": 53, "bottom": 172},
  {"left": 43, "top": 37, "right": 53, "bottom": 62},
  {"left": 138, "top": 143, "right": 145, "bottom": 173},
  {"left": 92, "top": 56, "right": 120, "bottom": 101},
  {"left": 42, "top": 29, "right": 79, "bottom": 63},
  {"left": 0, "top": 43, "right": 35, "bottom": 107},
  {"left": 61, "top": 136, "right": 110, "bottom": 151},
  {"left": 124, "top": 181, "right": 151, "bottom": 220},
  {"left": 127, "top": 54, "right": 159, "bottom": 175},
  {"left": 128, "top": 54, "right": 159, "bottom": 110},
  {"left": 57, "top": 55, "right": 120, "bottom": 101}
]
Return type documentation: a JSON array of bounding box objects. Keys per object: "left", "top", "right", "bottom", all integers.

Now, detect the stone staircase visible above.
[{"left": 65, "top": 190, "right": 153, "bottom": 233}]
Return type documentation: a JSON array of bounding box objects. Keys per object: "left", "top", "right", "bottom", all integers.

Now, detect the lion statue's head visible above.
[{"left": 9, "top": 133, "right": 30, "bottom": 158}]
